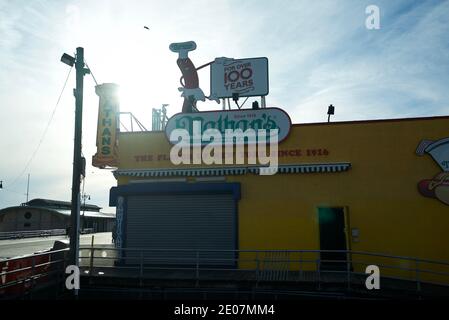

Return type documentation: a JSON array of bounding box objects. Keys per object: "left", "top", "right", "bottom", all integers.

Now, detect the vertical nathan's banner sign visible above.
[
  {"left": 92, "top": 83, "right": 119, "bottom": 168},
  {"left": 210, "top": 57, "right": 269, "bottom": 100}
]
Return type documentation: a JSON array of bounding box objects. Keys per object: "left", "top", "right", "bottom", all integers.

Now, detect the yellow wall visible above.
[{"left": 114, "top": 116, "right": 449, "bottom": 282}]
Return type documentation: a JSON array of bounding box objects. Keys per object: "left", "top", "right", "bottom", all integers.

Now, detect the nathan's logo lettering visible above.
[
  {"left": 165, "top": 108, "right": 291, "bottom": 146},
  {"left": 174, "top": 113, "right": 277, "bottom": 139},
  {"left": 169, "top": 121, "right": 279, "bottom": 175},
  {"left": 101, "top": 106, "right": 113, "bottom": 155}
]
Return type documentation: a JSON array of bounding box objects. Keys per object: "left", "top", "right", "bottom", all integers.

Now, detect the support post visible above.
[
  {"left": 69, "top": 47, "right": 90, "bottom": 294},
  {"left": 89, "top": 235, "right": 94, "bottom": 285}
]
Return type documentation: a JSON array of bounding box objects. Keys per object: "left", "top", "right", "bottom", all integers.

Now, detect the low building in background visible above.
[{"left": 0, "top": 198, "right": 115, "bottom": 234}]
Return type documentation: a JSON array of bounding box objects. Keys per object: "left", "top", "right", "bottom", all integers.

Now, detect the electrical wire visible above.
[
  {"left": 240, "top": 96, "right": 249, "bottom": 108},
  {"left": 8, "top": 66, "right": 73, "bottom": 189},
  {"left": 85, "top": 61, "right": 99, "bottom": 86},
  {"left": 1, "top": 187, "right": 26, "bottom": 196}
]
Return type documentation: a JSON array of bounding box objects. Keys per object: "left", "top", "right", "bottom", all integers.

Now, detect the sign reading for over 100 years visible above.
[
  {"left": 210, "top": 57, "right": 268, "bottom": 100},
  {"left": 165, "top": 108, "right": 291, "bottom": 145}
]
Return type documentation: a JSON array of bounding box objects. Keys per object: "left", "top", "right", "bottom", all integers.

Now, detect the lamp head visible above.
[{"left": 61, "top": 53, "right": 75, "bottom": 67}]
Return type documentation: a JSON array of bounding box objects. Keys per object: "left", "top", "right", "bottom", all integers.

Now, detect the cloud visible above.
[
  {"left": 0, "top": 0, "right": 448, "bottom": 211},
  {"left": 275, "top": 0, "right": 449, "bottom": 123}
]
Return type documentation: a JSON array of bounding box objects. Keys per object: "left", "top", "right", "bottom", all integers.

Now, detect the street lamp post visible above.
[
  {"left": 61, "top": 47, "right": 90, "bottom": 274},
  {"left": 81, "top": 193, "right": 91, "bottom": 232}
]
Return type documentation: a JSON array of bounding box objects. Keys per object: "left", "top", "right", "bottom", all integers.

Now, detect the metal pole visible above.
[
  {"left": 346, "top": 253, "right": 351, "bottom": 291},
  {"left": 415, "top": 259, "right": 421, "bottom": 294},
  {"left": 81, "top": 193, "right": 88, "bottom": 233},
  {"left": 26, "top": 174, "right": 30, "bottom": 203},
  {"left": 69, "top": 47, "right": 88, "bottom": 279},
  {"left": 89, "top": 235, "right": 94, "bottom": 284},
  {"left": 82, "top": 197, "right": 85, "bottom": 232},
  {"left": 256, "top": 252, "right": 260, "bottom": 282},
  {"left": 161, "top": 104, "right": 168, "bottom": 129},
  {"left": 30, "top": 255, "right": 35, "bottom": 297},
  {"left": 316, "top": 259, "right": 321, "bottom": 290}
]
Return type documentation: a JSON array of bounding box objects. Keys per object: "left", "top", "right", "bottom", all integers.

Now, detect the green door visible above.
[{"left": 318, "top": 207, "right": 347, "bottom": 271}]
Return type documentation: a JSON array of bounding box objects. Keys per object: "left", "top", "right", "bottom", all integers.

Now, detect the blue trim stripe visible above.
[{"left": 109, "top": 182, "right": 241, "bottom": 207}]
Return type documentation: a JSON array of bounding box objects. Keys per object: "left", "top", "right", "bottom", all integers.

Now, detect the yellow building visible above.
[{"left": 102, "top": 111, "right": 449, "bottom": 285}]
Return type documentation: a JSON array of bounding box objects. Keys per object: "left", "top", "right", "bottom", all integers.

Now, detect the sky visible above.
[{"left": 0, "top": 0, "right": 448, "bottom": 212}]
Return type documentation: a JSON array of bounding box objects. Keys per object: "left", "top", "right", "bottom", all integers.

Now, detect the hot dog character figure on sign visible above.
[
  {"left": 170, "top": 41, "right": 207, "bottom": 113},
  {"left": 416, "top": 137, "right": 449, "bottom": 205}
]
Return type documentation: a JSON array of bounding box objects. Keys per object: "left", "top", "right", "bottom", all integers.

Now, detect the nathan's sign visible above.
[
  {"left": 210, "top": 57, "right": 268, "bottom": 100},
  {"left": 165, "top": 108, "right": 291, "bottom": 146},
  {"left": 92, "top": 83, "right": 119, "bottom": 168}
]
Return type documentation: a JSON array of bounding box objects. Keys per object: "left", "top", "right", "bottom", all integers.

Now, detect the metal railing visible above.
[
  {"left": 80, "top": 228, "right": 94, "bottom": 234},
  {"left": 0, "top": 229, "right": 66, "bottom": 240},
  {"left": 79, "top": 247, "right": 449, "bottom": 297},
  {"left": 2, "top": 247, "right": 449, "bottom": 299},
  {"left": 0, "top": 248, "right": 69, "bottom": 299}
]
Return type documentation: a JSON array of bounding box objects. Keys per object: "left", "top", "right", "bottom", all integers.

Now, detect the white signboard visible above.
[
  {"left": 165, "top": 108, "right": 291, "bottom": 146},
  {"left": 210, "top": 57, "right": 269, "bottom": 100}
]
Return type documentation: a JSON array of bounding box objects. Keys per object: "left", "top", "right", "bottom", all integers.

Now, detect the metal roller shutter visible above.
[{"left": 125, "top": 193, "right": 236, "bottom": 267}]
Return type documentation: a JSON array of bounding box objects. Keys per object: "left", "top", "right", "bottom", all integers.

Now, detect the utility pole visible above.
[
  {"left": 65, "top": 47, "right": 90, "bottom": 273},
  {"left": 26, "top": 174, "right": 30, "bottom": 203}
]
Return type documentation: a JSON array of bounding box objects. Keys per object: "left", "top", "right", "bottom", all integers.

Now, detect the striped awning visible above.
[
  {"left": 113, "top": 163, "right": 351, "bottom": 178},
  {"left": 250, "top": 163, "right": 351, "bottom": 175}
]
